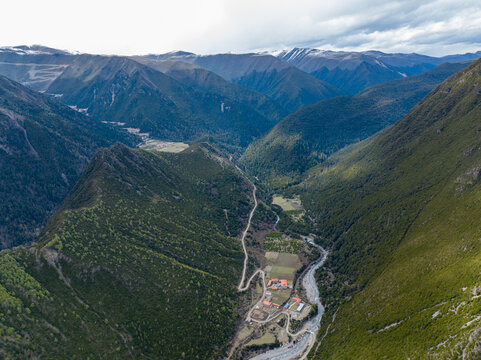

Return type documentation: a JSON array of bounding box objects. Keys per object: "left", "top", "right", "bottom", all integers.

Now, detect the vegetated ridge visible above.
[
  {"left": 0, "top": 143, "right": 255, "bottom": 359},
  {"left": 297, "top": 58, "right": 481, "bottom": 359}
]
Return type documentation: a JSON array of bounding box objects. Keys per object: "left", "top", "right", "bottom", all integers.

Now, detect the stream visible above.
[{"left": 273, "top": 215, "right": 280, "bottom": 231}]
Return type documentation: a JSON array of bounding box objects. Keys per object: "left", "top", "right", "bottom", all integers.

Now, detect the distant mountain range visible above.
[
  {"left": 273, "top": 48, "right": 481, "bottom": 94},
  {"left": 0, "top": 47, "right": 285, "bottom": 149}
]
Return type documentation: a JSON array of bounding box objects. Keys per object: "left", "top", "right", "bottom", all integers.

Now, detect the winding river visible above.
[{"left": 249, "top": 239, "right": 328, "bottom": 360}]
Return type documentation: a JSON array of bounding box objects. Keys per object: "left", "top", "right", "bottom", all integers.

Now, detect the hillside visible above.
[
  {"left": 46, "top": 55, "right": 279, "bottom": 148},
  {"left": 240, "top": 61, "right": 470, "bottom": 187},
  {"left": 296, "top": 58, "right": 481, "bottom": 358},
  {"left": 0, "top": 143, "right": 253, "bottom": 359},
  {"left": 0, "top": 75, "right": 134, "bottom": 248},
  {"left": 149, "top": 52, "right": 344, "bottom": 112}
]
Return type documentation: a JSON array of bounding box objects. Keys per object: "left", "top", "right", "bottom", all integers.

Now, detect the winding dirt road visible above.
[{"left": 237, "top": 183, "right": 259, "bottom": 291}]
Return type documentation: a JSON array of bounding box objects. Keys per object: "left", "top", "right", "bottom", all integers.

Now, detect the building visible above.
[
  {"left": 263, "top": 301, "right": 272, "bottom": 307},
  {"left": 292, "top": 297, "right": 302, "bottom": 303},
  {"left": 268, "top": 279, "right": 288, "bottom": 290},
  {"left": 297, "top": 303, "right": 305, "bottom": 312}
]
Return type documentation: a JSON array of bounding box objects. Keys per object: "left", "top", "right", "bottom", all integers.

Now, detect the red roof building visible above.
[{"left": 280, "top": 280, "right": 288, "bottom": 287}]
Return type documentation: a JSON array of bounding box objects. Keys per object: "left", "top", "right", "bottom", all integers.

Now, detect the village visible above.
[{"left": 249, "top": 277, "right": 309, "bottom": 322}]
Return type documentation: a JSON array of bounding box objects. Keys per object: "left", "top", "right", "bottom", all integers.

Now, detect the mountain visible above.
[
  {"left": 148, "top": 52, "right": 344, "bottom": 112},
  {"left": 0, "top": 143, "right": 253, "bottom": 359},
  {"left": 275, "top": 48, "right": 481, "bottom": 95},
  {"left": 131, "top": 56, "right": 285, "bottom": 123},
  {"left": 240, "top": 61, "right": 470, "bottom": 186},
  {"left": 0, "top": 75, "right": 135, "bottom": 248},
  {"left": 0, "top": 48, "right": 285, "bottom": 149},
  {"left": 365, "top": 49, "right": 481, "bottom": 75},
  {"left": 46, "top": 55, "right": 280, "bottom": 148},
  {"left": 297, "top": 58, "right": 481, "bottom": 358}
]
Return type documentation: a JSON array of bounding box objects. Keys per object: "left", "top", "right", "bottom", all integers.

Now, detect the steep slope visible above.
[
  {"left": 298, "top": 58, "right": 481, "bottom": 358},
  {"left": 241, "top": 61, "right": 470, "bottom": 186},
  {"left": 149, "top": 52, "right": 344, "bottom": 112},
  {"left": 0, "top": 143, "right": 252, "bottom": 359},
  {"left": 0, "top": 45, "right": 76, "bottom": 91},
  {"left": 276, "top": 48, "right": 481, "bottom": 95},
  {"left": 47, "top": 55, "right": 278, "bottom": 148},
  {"left": 0, "top": 75, "right": 134, "bottom": 248}
]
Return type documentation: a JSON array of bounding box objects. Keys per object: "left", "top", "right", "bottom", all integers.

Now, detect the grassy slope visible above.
[
  {"left": 0, "top": 75, "right": 135, "bottom": 248},
  {"left": 298, "top": 59, "right": 481, "bottom": 358},
  {"left": 240, "top": 62, "right": 469, "bottom": 187},
  {"left": 0, "top": 143, "right": 253, "bottom": 359}
]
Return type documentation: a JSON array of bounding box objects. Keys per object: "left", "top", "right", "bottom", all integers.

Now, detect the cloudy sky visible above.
[{"left": 2, "top": 0, "right": 481, "bottom": 56}]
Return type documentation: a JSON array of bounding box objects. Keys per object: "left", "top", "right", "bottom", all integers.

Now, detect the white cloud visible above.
[{"left": 0, "top": 0, "right": 480, "bottom": 56}]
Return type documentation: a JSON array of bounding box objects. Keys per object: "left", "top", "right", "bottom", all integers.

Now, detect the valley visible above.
[
  {"left": 228, "top": 178, "right": 328, "bottom": 360},
  {"left": 1, "top": 39, "right": 481, "bottom": 360}
]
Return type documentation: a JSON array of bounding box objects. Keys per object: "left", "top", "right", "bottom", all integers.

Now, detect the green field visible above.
[
  {"left": 272, "top": 195, "right": 303, "bottom": 211},
  {"left": 266, "top": 253, "right": 301, "bottom": 281},
  {"left": 264, "top": 233, "right": 302, "bottom": 254}
]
